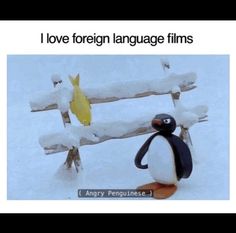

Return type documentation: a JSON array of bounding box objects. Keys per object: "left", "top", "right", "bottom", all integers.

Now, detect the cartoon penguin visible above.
[{"left": 135, "top": 113, "right": 192, "bottom": 199}]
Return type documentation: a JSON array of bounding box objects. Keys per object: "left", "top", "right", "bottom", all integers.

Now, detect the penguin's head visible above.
[{"left": 152, "top": 114, "right": 176, "bottom": 134}]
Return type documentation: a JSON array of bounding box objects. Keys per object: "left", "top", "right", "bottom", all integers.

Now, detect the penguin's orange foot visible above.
[
  {"left": 137, "top": 182, "right": 164, "bottom": 194},
  {"left": 153, "top": 184, "right": 177, "bottom": 199}
]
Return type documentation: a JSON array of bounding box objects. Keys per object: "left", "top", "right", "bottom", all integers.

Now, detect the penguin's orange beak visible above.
[{"left": 152, "top": 119, "right": 162, "bottom": 126}]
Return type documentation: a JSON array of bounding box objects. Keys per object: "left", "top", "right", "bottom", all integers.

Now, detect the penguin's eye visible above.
[{"left": 163, "top": 119, "right": 171, "bottom": 124}]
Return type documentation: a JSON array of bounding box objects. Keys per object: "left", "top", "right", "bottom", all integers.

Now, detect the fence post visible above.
[
  {"left": 171, "top": 88, "right": 193, "bottom": 147},
  {"left": 52, "top": 75, "right": 81, "bottom": 172}
]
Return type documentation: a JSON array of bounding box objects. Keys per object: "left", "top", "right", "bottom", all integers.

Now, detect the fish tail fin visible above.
[{"left": 69, "top": 74, "right": 80, "bottom": 87}]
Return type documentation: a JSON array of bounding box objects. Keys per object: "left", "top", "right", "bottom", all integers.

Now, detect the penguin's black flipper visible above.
[
  {"left": 166, "top": 135, "right": 193, "bottom": 180},
  {"left": 135, "top": 132, "right": 159, "bottom": 169}
]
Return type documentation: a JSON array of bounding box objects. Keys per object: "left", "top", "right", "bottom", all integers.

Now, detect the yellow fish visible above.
[{"left": 69, "top": 74, "right": 91, "bottom": 126}]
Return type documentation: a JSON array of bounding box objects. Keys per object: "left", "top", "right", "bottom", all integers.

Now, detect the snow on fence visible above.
[
  {"left": 30, "top": 73, "right": 197, "bottom": 111},
  {"left": 30, "top": 72, "right": 208, "bottom": 172}
]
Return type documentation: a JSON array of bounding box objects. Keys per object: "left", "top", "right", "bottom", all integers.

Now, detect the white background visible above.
[{"left": 0, "top": 20, "right": 234, "bottom": 213}]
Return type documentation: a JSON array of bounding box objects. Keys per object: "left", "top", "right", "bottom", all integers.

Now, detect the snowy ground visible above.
[{"left": 7, "top": 55, "right": 229, "bottom": 200}]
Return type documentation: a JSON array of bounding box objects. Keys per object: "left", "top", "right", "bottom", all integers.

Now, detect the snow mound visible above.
[
  {"left": 39, "top": 125, "right": 81, "bottom": 149},
  {"left": 30, "top": 84, "right": 72, "bottom": 113},
  {"left": 84, "top": 72, "right": 197, "bottom": 99},
  {"left": 172, "top": 100, "right": 208, "bottom": 128},
  {"left": 171, "top": 86, "right": 181, "bottom": 94},
  {"left": 51, "top": 74, "right": 62, "bottom": 83}
]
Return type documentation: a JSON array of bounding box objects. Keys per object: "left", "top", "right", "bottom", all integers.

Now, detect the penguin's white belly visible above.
[{"left": 147, "top": 135, "right": 177, "bottom": 184}]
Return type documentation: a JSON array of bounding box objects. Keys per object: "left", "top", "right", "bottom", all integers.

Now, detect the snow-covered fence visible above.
[
  {"left": 30, "top": 73, "right": 197, "bottom": 111},
  {"left": 30, "top": 72, "right": 207, "bottom": 172}
]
